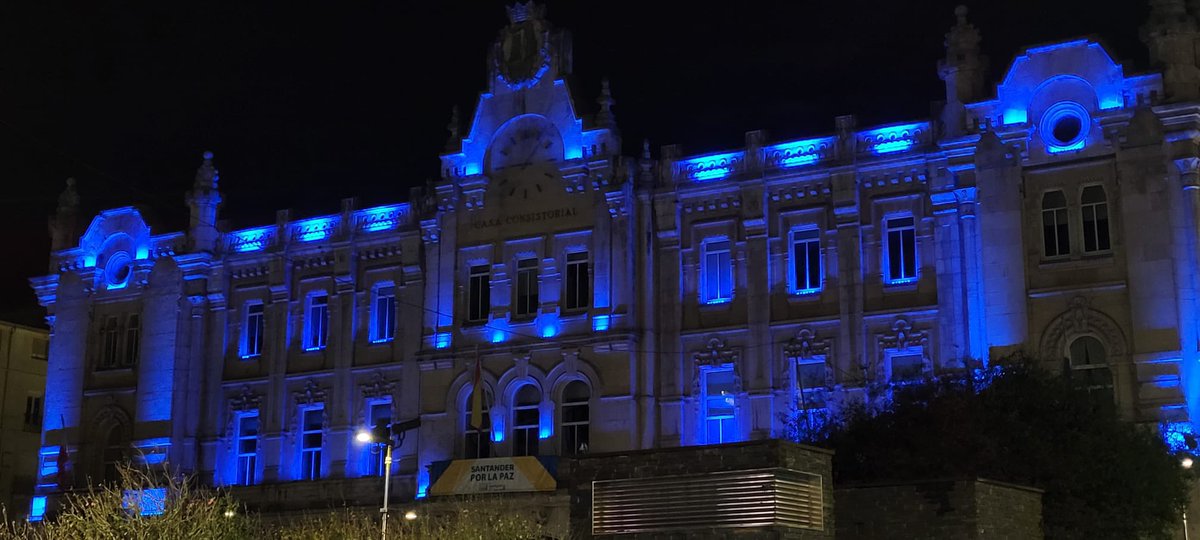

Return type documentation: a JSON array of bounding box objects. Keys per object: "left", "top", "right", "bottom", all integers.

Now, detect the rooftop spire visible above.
[
  {"left": 939, "top": 6, "right": 987, "bottom": 136},
  {"left": 186, "top": 150, "right": 222, "bottom": 253},
  {"left": 595, "top": 77, "right": 616, "bottom": 128},
  {"left": 1142, "top": 0, "right": 1200, "bottom": 101},
  {"left": 445, "top": 106, "right": 461, "bottom": 152},
  {"left": 49, "top": 177, "right": 80, "bottom": 252},
  {"left": 193, "top": 150, "right": 219, "bottom": 190}
]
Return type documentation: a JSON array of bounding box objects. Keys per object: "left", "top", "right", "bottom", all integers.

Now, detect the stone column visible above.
[{"left": 973, "top": 131, "right": 1028, "bottom": 358}]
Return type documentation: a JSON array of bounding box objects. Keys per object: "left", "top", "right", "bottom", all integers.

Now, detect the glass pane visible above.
[
  {"left": 516, "top": 385, "right": 540, "bottom": 405},
  {"left": 718, "top": 251, "right": 732, "bottom": 296},
  {"left": 563, "top": 403, "right": 589, "bottom": 423},
  {"left": 1070, "top": 337, "right": 1106, "bottom": 367},
  {"left": 1081, "top": 186, "right": 1106, "bottom": 204},
  {"left": 797, "top": 362, "right": 825, "bottom": 390},
  {"left": 515, "top": 408, "right": 539, "bottom": 426},
  {"left": 1042, "top": 190, "right": 1066, "bottom": 209},
  {"left": 888, "top": 230, "right": 902, "bottom": 279},
  {"left": 891, "top": 354, "right": 923, "bottom": 381},
  {"left": 303, "top": 433, "right": 322, "bottom": 448},
  {"left": 303, "top": 409, "right": 323, "bottom": 431},
  {"left": 563, "top": 381, "right": 589, "bottom": 402},
  {"left": 1096, "top": 204, "right": 1110, "bottom": 250},
  {"left": 902, "top": 229, "right": 916, "bottom": 277},
  {"left": 807, "top": 241, "right": 821, "bottom": 289}
]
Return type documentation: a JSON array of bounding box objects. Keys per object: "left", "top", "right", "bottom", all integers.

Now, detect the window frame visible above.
[
  {"left": 235, "top": 411, "right": 259, "bottom": 486},
  {"left": 560, "top": 381, "right": 590, "bottom": 456},
  {"left": 369, "top": 284, "right": 397, "bottom": 344},
  {"left": 514, "top": 258, "right": 540, "bottom": 318},
  {"left": 463, "top": 386, "right": 493, "bottom": 459},
  {"left": 1041, "top": 190, "right": 1071, "bottom": 258},
  {"left": 788, "top": 227, "right": 823, "bottom": 295},
  {"left": 883, "top": 215, "right": 918, "bottom": 285},
  {"left": 699, "top": 238, "right": 734, "bottom": 304},
  {"left": 512, "top": 384, "right": 541, "bottom": 457},
  {"left": 466, "top": 264, "right": 491, "bottom": 323},
  {"left": 1067, "top": 335, "right": 1114, "bottom": 400},
  {"left": 885, "top": 348, "right": 926, "bottom": 385},
  {"left": 1080, "top": 185, "right": 1111, "bottom": 254},
  {"left": 364, "top": 398, "right": 392, "bottom": 476},
  {"left": 242, "top": 302, "right": 265, "bottom": 359},
  {"left": 299, "top": 405, "right": 324, "bottom": 481},
  {"left": 701, "top": 364, "right": 738, "bottom": 444},
  {"left": 563, "top": 250, "right": 590, "bottom": 311},
  {"left": 304, "top": 293, "right": 329, "bottom": 352}
]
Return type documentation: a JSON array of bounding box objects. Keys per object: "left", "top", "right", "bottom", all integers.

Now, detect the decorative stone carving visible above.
[
  {"left": 1039, "top": 296, "right": 1127, "bottom": 360},
  {"left": 230, "top": 386, "right": 262, "bottom": 412},
  {"left": 294, "top": 379, "right": 328, "bottom": 406},
  {"left": 360, "top": 372, "right": 395, "bottom": 400},
  {"left": 784, "top": 328, "right": 830, "bottom": 360},
  {"left": 693, "top": 338, "right": 739, "bottom": 368},
  {"left": 879, "top": 318, "right": 928, "bottom": 350}
]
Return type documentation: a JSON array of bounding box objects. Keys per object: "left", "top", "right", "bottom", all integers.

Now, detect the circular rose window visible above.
[
  {"left": 104, "top": 251, "right": 132, "bottom": 288},
  {"left": 1040, "top": 101, "right": 1090, "bottom": 153}
]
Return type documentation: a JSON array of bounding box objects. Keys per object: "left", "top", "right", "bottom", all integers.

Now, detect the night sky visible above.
[{"left": 0, "top": 1, "right": 1149, "bottom": 326}]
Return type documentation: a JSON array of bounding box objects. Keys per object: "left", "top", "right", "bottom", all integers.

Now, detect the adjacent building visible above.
[
  {"left": 0, "top": 321, "right": 48, "bottom": 518},
  {"left": 25, "top": 0, "right": 1200, "bottom": 529}
]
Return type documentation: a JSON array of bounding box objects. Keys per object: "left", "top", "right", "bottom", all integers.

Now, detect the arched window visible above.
[
  {"left": 512, "top": 384, "right": 541, "bottom": 457},
  {"left": 1069, "top": 336, "right": 1113, "bottom": 402},
  {"left": 1080, "top": 186, "right": 1110, "bottom": 252},
  {"left": 463, "top": 386, "right": 493, "bottom": 459},
  {"left": 1042, "top": 190, "right": 1070, "bottom": 257},
  {"left": 561, "top": 381, "right": 590, "bottom": 455}
]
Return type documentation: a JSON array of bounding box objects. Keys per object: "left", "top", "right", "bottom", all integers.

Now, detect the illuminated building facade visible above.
[
  {"left": 26, "top": 0, "right": 1200, "bottom": 517},
  {"left": 0, "top": 321, "right": 48, "bottom": 517}
]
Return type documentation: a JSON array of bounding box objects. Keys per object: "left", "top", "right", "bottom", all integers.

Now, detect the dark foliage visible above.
[{"left": 797, "top": 354, "right": 1190, "bottom": 539}]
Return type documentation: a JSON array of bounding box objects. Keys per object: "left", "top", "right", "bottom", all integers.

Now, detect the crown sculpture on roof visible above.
[{"left": 506, "top": 1, "right": 544, "bottom": 24}]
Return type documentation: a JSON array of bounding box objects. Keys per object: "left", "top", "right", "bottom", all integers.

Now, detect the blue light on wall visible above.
[
  {"left": 123, "top": 487, "right": 166, "bottom": 516},
  {"left": 541, "top": 325, "right": 557, "bottom": 338},
  {"left": 780, "top": 154, "right": 819, "bottom": 167},
  {"left": 704, "top": 298, "right": 732, "bottom": 305},
  {"left": 416, "top": 474, "right": 429, "bottom": 499},
  {"left": 357, "top": 205, "right": 407, "bottom": 233},
  {"left": 83, "top": 254, "right": 97, "bottom": 267},
  {"left": 434, "top": 333, "right": 452, "bottom": 349},
  {"left": 294, "top": 217, "right": 337, "bottom": 242},
  {"left": 1099, "top": 96, "right": 1123, "bottom": 110},
  {"left": 491, "top": 330, "right": 506, "bottom": 343},
  {"left": 29, "top": 496, "right": 46, "bottom": 522},
  {"left": 135, "top": 246, "right": 150, "bottom": 260},
  {"left": 766, "top": 137, "right": 832, "bottom": 169},
  {"left": 539, "top": 426, "right": 552, "bottom": 439},
  {"left": 1002, "top": 108, "right": 1028, "bottom": 125},
  {"left": 862, "top": 122, "right": 926, "bottom": 155},
  {"left": 679, "top": 151, "right": 743, "bottom": 182},
  {"left": 228, "top": 227, "right": 273, "bottom": 253},
  {"left": 592, "top": 315, "right": 610, "bottom": 332}
]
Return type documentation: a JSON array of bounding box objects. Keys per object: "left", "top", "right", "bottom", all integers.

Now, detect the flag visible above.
[{"left": 470, "top": 360, "right": 484, "bottom": 430}]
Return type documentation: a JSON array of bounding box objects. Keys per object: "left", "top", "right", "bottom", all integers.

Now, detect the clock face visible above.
[
  {"left": 493, "top": 163, "right": 562, "bottom": 201},
  {"left": 488, "top": 116, "right": 564, "bottom": 171}
]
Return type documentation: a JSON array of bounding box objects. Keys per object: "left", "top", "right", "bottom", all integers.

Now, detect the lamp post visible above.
[
  {"left": 1183, "top": 456, "right": 1195, "bottom": 540},
  {"left": 356, "top": 417, "right": 421, "bottom": 540}
]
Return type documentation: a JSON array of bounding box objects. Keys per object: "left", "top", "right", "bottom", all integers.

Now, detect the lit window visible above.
[
  {"left": 890, "top": 353, "right": 924, "bottom": 383},
  {"left": 1069, "top": 336, "right": 1113, "bottom": 402},
  {"left": 464, "top": 387, "right": 492, "bottom": 459},
  {"left": 564, "top": 252, "right": 589, "bottom": 310},
  {"left": 29, "top": 495, "right": 46, "bottom": 522},
  {"left": 884, "top": 217, "right": 917, "bottom": 284},
  {"left": 514, "top": 258, "right": 539, "bottom": 317},
  {"left": 24, "top": 395, "right": 43, "bottom": 429},
  {"left": 561, "top": 381, "right": 590, "bottom": 456},
  {"left": 1042, "top": 191, "right": 1070, "bottom": 257},
  {"left": 512, "top": 385, "right": 541, "bottom": 457},
  {"left": 794, "top": 358, "right": 828, "bottom": 435},
  {"left": 467, "top": 265, "right": 491, "bottom": 323},
  {"left": 365, "top": 400, "right": 392, "bottom": 476},
  {"left": 300, "top": 406, "right": 323, "bottom": 480},
  {"left": 1080, "top": 186, "right": 1110, "bottom": 253},
  {"left": 700, "top": 240, "right": 733, "bottom": 304},
  {"left": 123, "top": 314, "right": 140, "bottom": 367},
  {"left": 242, "top": 303, "right": 264, "bottom": 358},
  {"left": 370, "top": 285, "right": 396, "bottom": 343},
  {"left": 790, "top": 228, "right": 822, "bottom": 294},
  {"left": 304, "top": 294, "right": 329, "bottom": 351},
  {"left": 236, "top": 412, "right": 259, "bottom": 486},
  {"left": 703, "top": 366, "right": 737, "bottom": 444}
]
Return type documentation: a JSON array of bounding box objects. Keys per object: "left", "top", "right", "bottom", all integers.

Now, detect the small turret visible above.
[
  {"left": 596, "top": 77, "right": 617, "bottom": 129},
  {"left": 185, "top": 151, "right": 223, "bottom": 253},
  {"left": 938, "top": 6, "right": 988, "bottom": 136},
  {"left": 49, "top": 177, "right": 80, "bottom": 252},
  {"left": 1142, "top": 0, "right": 1200, "bottom": 101}
]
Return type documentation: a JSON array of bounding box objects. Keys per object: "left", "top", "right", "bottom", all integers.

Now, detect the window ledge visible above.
[
  {"left": 367, "top": 339, "right": 394, "bottom": 346},
  {"left": 95, "top": 366, "right": 136, "bottom": 374},
  {"left": 1037, "top": 253, "right": 1113, "bottom": 271},
  {"left": 882, "top": 280, "right": 919, "bottom": 293},
  {"left": 787, "top": 290, "right": 823, "bottom": 302}
]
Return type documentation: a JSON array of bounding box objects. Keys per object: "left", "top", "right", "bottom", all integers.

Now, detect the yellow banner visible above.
[{"left": 429, "top": 456, "right": 556, "bottom": 496}]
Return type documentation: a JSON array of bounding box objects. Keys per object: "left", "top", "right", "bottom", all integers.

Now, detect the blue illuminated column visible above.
[{"left": 974, "top": 131, "right": 1029, "bottom": 353}]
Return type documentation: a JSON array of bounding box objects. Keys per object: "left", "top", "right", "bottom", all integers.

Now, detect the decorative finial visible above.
[
  {"left": 955, "top": 5, "right": 968, "bottom": 23},
  {"left": 58, "top": 177, "right": 79, "bottom": 211},
  {"left": 596, "top": 77, "right": 616, "bottom": 128},
  {"left": 445, "top": 106, "right": 461, "bottom": 152},
  {"left": 194, "top": 150, "right": 219, "bottom": 190},
  {"left": 642, "top": 139, "right": 651, "bottom": 160}
]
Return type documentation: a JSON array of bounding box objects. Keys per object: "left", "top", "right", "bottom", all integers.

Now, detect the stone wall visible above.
[
  {"left": 566, "top": 439, "right": 835, "bottom": 539},
  {"left": 834, "top": 478, "right": 1042, "bottom": 539}
]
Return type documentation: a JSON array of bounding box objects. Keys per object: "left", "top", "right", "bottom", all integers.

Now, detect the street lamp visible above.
[
  {"left": 1184, "top": 456, "right": 1194, "bottom": 540},
  {"left": 355, "top": 417, "right": 421, "bottom": 540}
]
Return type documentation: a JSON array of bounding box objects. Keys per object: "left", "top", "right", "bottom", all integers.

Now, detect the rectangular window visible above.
[
  {"left": 701, "top": 240, "right": 733, "bottom": 304},
  {"left": 123, "top": 314, "right": 140, "bottom": 367},
  {"left": 1081, "top": 186, "right": 1111, "bottom": 253},
  {"left": 561, "top": 383, "right": 590, "bottom": 456},
  {"left": 514, "top": 258, "right": 539, "bottom": 317},
  {"left": 236, "top": 412, "right": 259, "bottom": 486},
  {"left": 31, "top": 337, "right": 48, "bottom": 360},
  {"left": 513, "top": 402, "right": 539, "bottom": 457},
  {"left": 564, "top": 251, "right": 589, "bottom": 310},
  {"left": 101, "top": 317, "right": 120, "bottom": 369},
  {"left": 467, "top": 265, "right": 491, "bottom": 323},
  {"left": 370, "top": 286, "right": 396, "bottom": 343},
  {"left": 300, "top": 407, "right": 323, "bottom": 480},
  {"left": 24, "top": 395, "right": 43, "bottom": 429},
  {"left": 242, "top": 303, "right": 264, "bottom": 358},
  {"left": 1042, "top": 191, "right": 1071, "bottom": 257},
  {"left": 885, "top": 217, "right": 917, "bottom": 284},
  {"left": 703, "top": 367, "right": 737, "bottom": 444},
  {"left": 305, "top": 294, "right": 329, "bottom": 351},
  {"left": 890, "top": 353, "right": 924, "bottom": 383},
  {"left": 366, "top": 401, "right": 392, "bottom": 476},
  {"left": 790, "top": 229, "right": 822, "bottom": 294}
]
